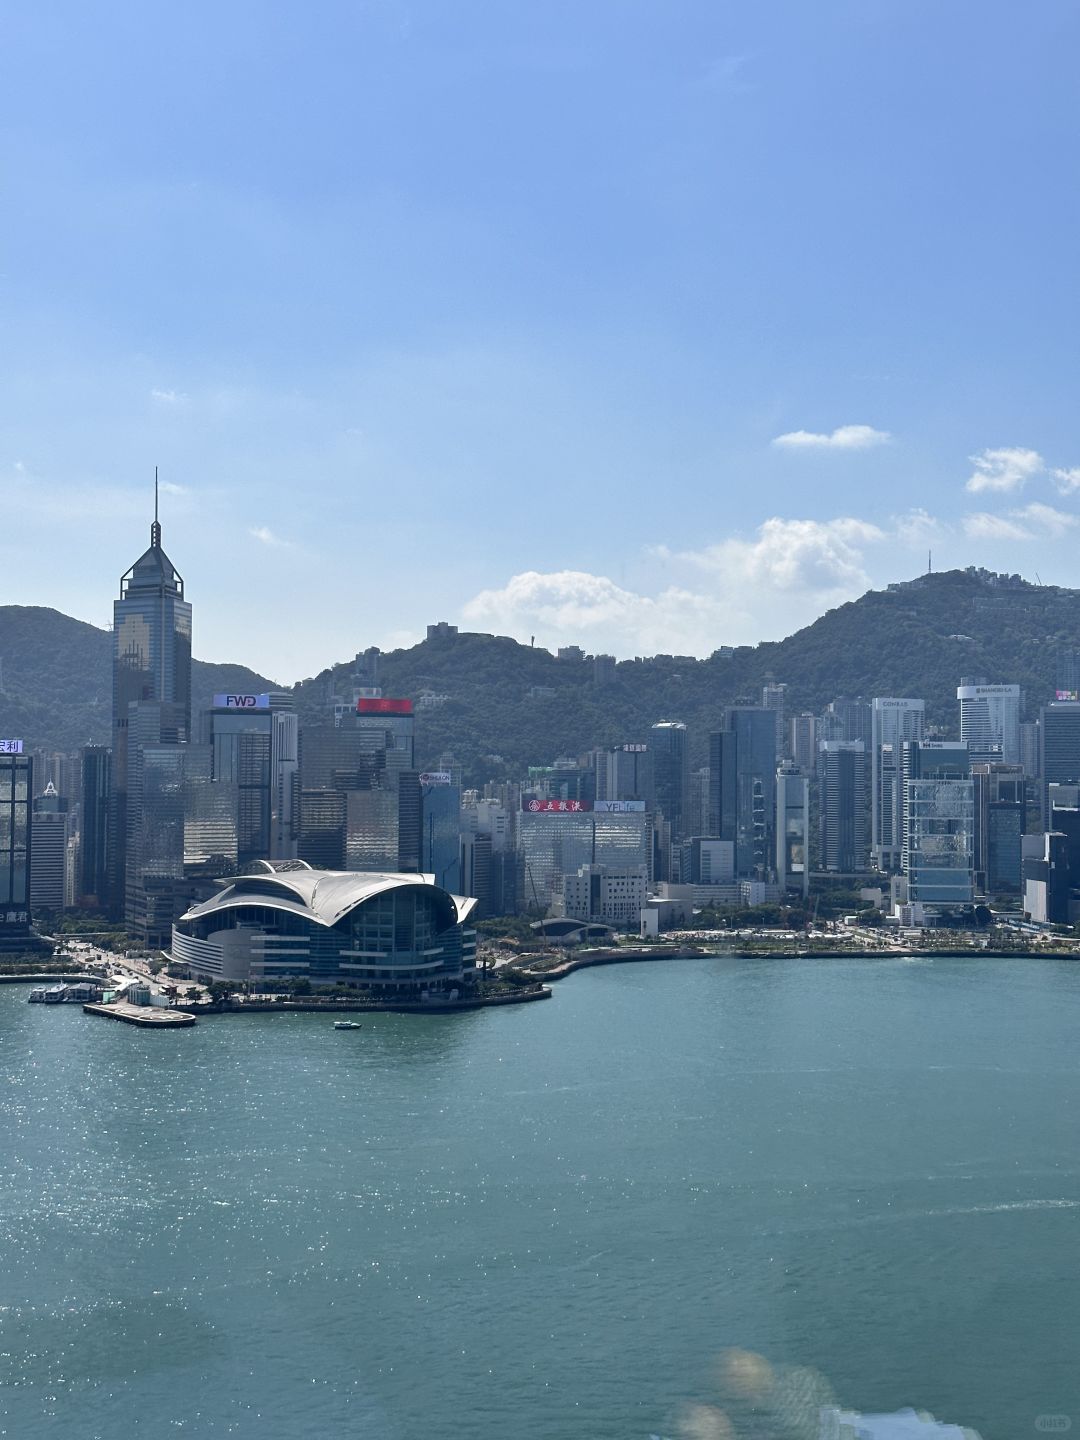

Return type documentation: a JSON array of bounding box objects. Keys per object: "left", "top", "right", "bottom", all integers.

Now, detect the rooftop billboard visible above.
[
  {"left": 357, "top": 698, "right": 413, "bottom": 715},
  {"left": 521, "top": 798, "right": 647, "bottom": 814},
  {"left": 212, "top": 694, "right": 271, "bottom": 709}
]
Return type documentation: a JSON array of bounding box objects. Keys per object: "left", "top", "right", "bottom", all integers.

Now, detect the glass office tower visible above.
[
  {"left": 902, "top": 741, "right": 974, "bottom": 912},
  {"left": 79, "top": 745, "right": 111, "bottom": 907},
  {"left": 110, "top": 502, "right": 192, "bottom": 916},
  {"left": 0, "top": 747, "right": 33, "bottom": 947}
]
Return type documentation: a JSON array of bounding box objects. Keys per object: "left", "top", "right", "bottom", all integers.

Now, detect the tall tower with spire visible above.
[{"left": 108, "top": 473, "right": 192, "bottom": 917}]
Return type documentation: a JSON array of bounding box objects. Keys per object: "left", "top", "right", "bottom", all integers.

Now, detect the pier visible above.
[{"left": 83, "top": 1001, "right": 197, "bottom": 1028}]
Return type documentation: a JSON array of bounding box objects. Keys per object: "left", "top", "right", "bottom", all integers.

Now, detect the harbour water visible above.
[{"left": 3, "top": 955, "right": 1080, "bottom": 1439}]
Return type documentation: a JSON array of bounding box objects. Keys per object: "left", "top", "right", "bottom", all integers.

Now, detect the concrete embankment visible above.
[
  {"left": 198, "top": 986, "right": 552, "bottom": 1017},
  {"left": 520, "top": 949, "right": 707, "bottom": 982},
  {"left": 0, "top": 972, "right": 100, "bottom": 985},
  {"left": 519, "top": 946, "right": 1069, "bottom": 982}
]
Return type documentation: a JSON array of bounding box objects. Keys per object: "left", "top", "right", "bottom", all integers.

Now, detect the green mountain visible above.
[
  {"left": 0, "top": 605, "right": 276, "bottom": 755},
  {"left": 1, "top": 569, "right": 1075, "bottom": 782}
]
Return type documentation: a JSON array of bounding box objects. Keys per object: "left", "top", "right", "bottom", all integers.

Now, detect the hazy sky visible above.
[{"left": 3, "top": 1, "right": 1079, "bottom": 682}]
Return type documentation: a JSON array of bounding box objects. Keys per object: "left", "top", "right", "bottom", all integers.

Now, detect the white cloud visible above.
[
  {"left": 772, "top": 424, "right": 891, "bottom": 451},
  {"left": 963, "top": 512, "right": 1033, "bottom": 541},
  {"left": 1014, "top": 501, "right": 1077, "bottom": 536},
  {"left": 1051, "top": 466, "right": 1080, "bottom": 494},
  {"left": 249, "top": 525, "right": 291, "bottom": 547},
  {"left": 965, "top": 446, "right": 1043, "bottom": 493},
  {"left": 675, "top": 516, "right": 884, "bottom": 591},
  {"left": 462, "top": 570, "right": 730, "bottom": 657},
  {"left": 892, "top": 507, "right": 943, "bottom": 547},
  {"left": 464, "top": 517, "right": 886, "bottom": 656},
  {"left": 963, "top": 502, "right": 1076, "bottom": 542},
  {"left": 150, "top": 388, "right": 189, "bottom": 405},
  {"left": 698, "top": 53, "right": 752, "bottom": 94}
]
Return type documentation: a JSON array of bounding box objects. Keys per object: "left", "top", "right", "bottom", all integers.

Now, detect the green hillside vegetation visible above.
[
  {"left": 2, "top": 569, "right": 1075, "bottom": 784},
  {"left": 292, "top": 568, "right": 1074, "bottom": 782},
  {"left": 0, "top": 605, "right": 275, "bottom": 754}
]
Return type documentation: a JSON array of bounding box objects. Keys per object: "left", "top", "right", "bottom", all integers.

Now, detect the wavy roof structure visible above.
[{"left": 180, "top": 868, "right": 478, "bottom": 929}]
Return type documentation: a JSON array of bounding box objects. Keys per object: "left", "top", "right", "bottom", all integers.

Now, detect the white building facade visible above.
[{"left": 957, "top": 682, "right": 1020, "bottom": 764}]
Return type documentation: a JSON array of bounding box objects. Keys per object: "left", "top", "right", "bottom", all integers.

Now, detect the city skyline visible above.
[{"left": 4, "top": 3, "right": 1080, "bottom": 679}]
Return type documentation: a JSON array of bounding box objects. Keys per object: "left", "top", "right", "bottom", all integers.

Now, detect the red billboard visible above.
[{"left": 357, "top": 698, "right": 413, "bottom": 715}]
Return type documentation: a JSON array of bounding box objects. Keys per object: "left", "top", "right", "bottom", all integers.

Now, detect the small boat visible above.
[
  {"left": 333, "top": 1019, "right": 362, "bottom": 1030},
  {"left": 28, "top": 986, "right": 47, "bottom": 1003}
]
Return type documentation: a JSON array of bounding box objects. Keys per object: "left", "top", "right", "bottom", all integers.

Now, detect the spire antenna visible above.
[{"left": 151, "top": 465, "right": 162, "bottom": 546}]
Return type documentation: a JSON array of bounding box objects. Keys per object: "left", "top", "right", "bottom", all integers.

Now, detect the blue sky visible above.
[{"left": 3, "top": 1, "right": 1079, "bottom": 681}]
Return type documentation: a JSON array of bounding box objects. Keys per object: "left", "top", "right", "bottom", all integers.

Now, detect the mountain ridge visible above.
[{"left": 1, "top": 568, "right": 1075, "bottom": 784}]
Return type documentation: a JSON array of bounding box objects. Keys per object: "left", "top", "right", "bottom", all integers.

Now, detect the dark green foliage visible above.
[
  {"left": 1, "top": 569, "right": 1070, "bottom": 785},
  {"left": 290, "top": 569, "right": 1074, "bottom": 783},
  {"left": 0, "top": 605, "right": 275, "bottom": 754}
]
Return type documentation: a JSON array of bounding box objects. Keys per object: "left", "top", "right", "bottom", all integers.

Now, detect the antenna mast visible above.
[{"left": 151, "top": 465, "right": 161, "bottom": 546}]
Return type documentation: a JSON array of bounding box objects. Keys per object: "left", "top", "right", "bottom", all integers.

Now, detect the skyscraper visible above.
[
  {"left": 650, "top": 721, "right": 689, "bottom": 840},
  {"left": 761, "top": 683, "right": 788, "bottom": 759},
  {"left": 299, "top": 700, "right": 421, "bottom": 874},
  {"left": 708, "top": 707, "right": 778, "bottom": 879},
  {"left": 208, "top": 693, "right": 298, "bottom": 865},
  {"left": 421, "top": 779, "right": 462, "bottom": 892},
  {"left": 790, "top": 713, "right": 819, "bottom": 774},
  {"left": 78, "top": 745, "right": 111, "bottom": 908},
  {"left": 819, "top": 741, "right": 869, "bottom": 874},
  {"left": 1039, "top": 702, "right": 1080, "bottom": 828},
  {"left": 0, "top": 744, "right": 33, "bottom": 949},
  {"left": 901, "top": 741, "right": 974, "bottom": 915},
  {"left": 775, "top": 764, "right": 809, "bottom": 896},
  {"left": 110, "top": 487, "right": 192, "bottom": 917},
  {"left": 30, "top": 782, "right": 69, "bottom": 911},
  {"left": 971, "top": 762, "right": 1024, "bottom": 894},
  {"left": 596, "top": 743, "right": 655, "bottom": 808},
  {"left": 820, "top": 697, "right": 872, "bottom": 749},
  {"left": 957, "top": 679, "right": 1021, "bottom": 764},
  {"left": 871, "top": 698, "right": 925, "bottom": 871}
]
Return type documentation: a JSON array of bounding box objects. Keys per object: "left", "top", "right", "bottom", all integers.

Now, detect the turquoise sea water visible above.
[{"left": 3, "top": 956, "right": 1080, "bottom": 1439}]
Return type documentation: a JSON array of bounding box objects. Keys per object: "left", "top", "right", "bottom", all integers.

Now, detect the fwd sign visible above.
[{"left": 213, "top": 693, "right": 270, "bottom": 710}]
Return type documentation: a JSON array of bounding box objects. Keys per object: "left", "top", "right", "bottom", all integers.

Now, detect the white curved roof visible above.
[{"left": 180, "top": 869, "right": 478, "bottom": 928}]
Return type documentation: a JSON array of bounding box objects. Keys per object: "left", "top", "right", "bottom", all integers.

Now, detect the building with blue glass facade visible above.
[{"left": 110, "top": 501, "right": 192, "bottom": 919}]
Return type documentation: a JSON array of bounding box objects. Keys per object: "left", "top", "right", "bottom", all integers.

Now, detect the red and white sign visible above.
[{"left": 523, "top": 798, "right": 590, "bottom": 813}]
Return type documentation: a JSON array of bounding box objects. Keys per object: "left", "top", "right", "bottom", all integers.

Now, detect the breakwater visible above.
[
  {"left": 197, "top": 986, "right": 552, "bottom": 1017},
  {"left": 519, "top": 945, "right": 1070, "bottom": 982}
]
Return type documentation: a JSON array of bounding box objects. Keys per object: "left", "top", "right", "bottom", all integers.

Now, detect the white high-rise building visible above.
[
  {"left": 871, "top": 698, "right": 925, "bottom": 871},
  {"left": 957, "top": 680, "right": 1021, "bottom": 764}
]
